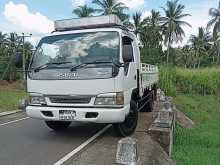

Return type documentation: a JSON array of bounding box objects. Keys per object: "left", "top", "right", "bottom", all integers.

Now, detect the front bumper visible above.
[{"left": 26, "top": 105, "right": 130, "bottom": 123}]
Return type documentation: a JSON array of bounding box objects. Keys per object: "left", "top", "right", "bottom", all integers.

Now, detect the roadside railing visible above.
[{"left": 141, "top": 63, "right": 159, "bottom": 74}]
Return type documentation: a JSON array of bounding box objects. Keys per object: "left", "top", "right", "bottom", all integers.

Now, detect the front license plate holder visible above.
[{"left": 59, "top": 110, "right": 76, "bottom": 120}]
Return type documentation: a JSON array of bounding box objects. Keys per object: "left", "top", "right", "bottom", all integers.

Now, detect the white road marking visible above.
[
  {"left": 0, "top": 117, "right": 30, "bottom": 126},
  {"left": 53, "top": 124, "right": 112, "bottom": 165}
]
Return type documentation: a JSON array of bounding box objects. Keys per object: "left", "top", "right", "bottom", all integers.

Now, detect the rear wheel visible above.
[
  {"left": 45, "top": 121, "right": 71, "bottom": 131},
  {"left": 113, "top": 101, "right": 138, "bottom": 137},
  {"left": 146, "top": 92, "right": 154, "bottom": 112},
  {"left": 139, "top": 90, "right": 154, "bottom": 112}
]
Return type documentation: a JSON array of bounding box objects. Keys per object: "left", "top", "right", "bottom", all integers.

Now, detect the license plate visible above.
[{"left": 59, "top": 110, "right": 76, "bottom": 120}]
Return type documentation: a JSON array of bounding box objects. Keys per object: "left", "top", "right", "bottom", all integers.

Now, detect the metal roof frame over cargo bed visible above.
[{"left": 54, "top": 15, "right": 131, "bottom": 32}]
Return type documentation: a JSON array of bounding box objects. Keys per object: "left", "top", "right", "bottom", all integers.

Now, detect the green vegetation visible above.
[
  {"left": 0, "top": 32, "right": 33, "bottom": 81},
  {"left": 0, "top": 0, "right": 219, "bottom": 82},
  {"left": 72, "top": 5, "right": 95, "bottom": 17},
  {"left": 71, "top": 0, "right": 220, "bottom": 68},
  {"left": 176, "top": 68, "right": 220, "bottom": 95},
  {"left": 160, "top": 66, "right": 220, "bottom": 164},
  {"left": 159, "top": 67, "right": 220, "bottom": 96},
  {"left": 92, "top": 0, "right": 129, "bottom": 21},
  {"left": 173, "top": 94, "right": 220, "bottom": 165},
  {"left": 0, "top": 89, "right": 26, "bottom": 112},
  {"left": 159, "top": 66, "right": 177, "bottom": 96},
  {"left": 161, "top": 0, "right": 191, "bottom": 63}
]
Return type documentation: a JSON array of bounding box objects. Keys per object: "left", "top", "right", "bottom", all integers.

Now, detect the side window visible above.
[{"left": 122, "top": 36, "right": 134, "bottom": 63}]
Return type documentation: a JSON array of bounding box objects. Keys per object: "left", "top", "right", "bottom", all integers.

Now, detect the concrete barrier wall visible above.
[
  {"left": 148, "top": 89, "right": 176, "bottom": 157},
  {"left": 115, "top": 89, "right": 177, "bottom": 165}
]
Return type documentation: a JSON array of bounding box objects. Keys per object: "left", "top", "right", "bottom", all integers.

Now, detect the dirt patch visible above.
[
  {"left": 0, "top": 80, "right": 25, "bottom": 90},
  {"left": 0, "top": 80, "right": 9, "bottom": 86}
]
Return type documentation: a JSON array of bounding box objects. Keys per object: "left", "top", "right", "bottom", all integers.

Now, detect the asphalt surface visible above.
[{"left": 0, "top": 112, "right": 106, "bottom": 165}]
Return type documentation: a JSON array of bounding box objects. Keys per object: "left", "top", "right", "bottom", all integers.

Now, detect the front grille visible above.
[{"left": 48, "top": 95, "right": 92, "bottom": 104}]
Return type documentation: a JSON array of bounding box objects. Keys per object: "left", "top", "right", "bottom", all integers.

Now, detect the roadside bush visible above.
[
  {"left": 159, "top": 66, "right": 177, "bottom": 96},
  {"left": 159, "top": 67, "right": 220, "bottom": 95},
  {"left": 176, "top": 68, "right": 220, "bottom": 95},
  {"left": 141, "top": 48, "right": 164, "bottom": 65}
]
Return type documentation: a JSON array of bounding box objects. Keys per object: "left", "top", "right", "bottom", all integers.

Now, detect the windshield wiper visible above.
[
  {"left": 33, "top": 62, "right": 72, "bottom": 72},
  {"left": 70, "top": 60, "right": 125, "bottom": 72},
  {"left": 70, "top": 61, "right": 113, "bottom": 72}
]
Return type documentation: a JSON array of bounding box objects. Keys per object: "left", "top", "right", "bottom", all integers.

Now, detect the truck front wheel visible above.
[
  {"left": 113, "top": 101, "right": 138, "bottom": 137},
  {"left": 45, "top": 121, "right": 71, "bottom": 131}
]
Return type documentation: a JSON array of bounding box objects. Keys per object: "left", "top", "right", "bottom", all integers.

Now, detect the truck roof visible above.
[
  {"left": 45, "top": 27, "right": 136, "bottom": 41},
  {"left": 54, "top": 15, "right": 127, "bottom": 31},
  {"left": 46, "top": 15, "right": 136, "bottom": 40}
]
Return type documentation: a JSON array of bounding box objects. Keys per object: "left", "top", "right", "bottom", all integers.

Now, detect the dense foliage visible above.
[
  {"left": 72, "top": 0, "right": 220, "bottom": 68},
  {"left": 1, "top": 0, "right": 220, "bottom": 81},
  {"left": 0, "top": 32, "right": 33, "bottom": 81},
  {"left": 159, "top": 66, "right": 220, "bottom": 96}
]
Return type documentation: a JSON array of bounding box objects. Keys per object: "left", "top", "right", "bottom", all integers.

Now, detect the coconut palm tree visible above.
[
  {"left": 0, "top": 32, "right": 7, "bottom": 45},
  {"left": 92, "top": 0, "right": 128, "bottom": 21},
  {"left": 189, "top": 27, "right": 211, "bottom": 68},
  {"left": 162, "top": 0, "right": 191, "bottom": 63},
  {"left": 73, "top": 5, "right": 95, "bottom": 18},
  {"left": 7, "top": 33, "right": 20, "bottom": 50},
  {"left": 143, "top": 10, "right": 163, "bottom": 48},
  {"left": 207, "top": 1, "right": 220, "bottom": 37},
  {"left": 131, "top": 12, "right": 145, "bottom": 36},
  {"left": 144, "top": 10, "right": 162, "bottom": 28},
  {"left": 209, "top": 34, "right": 220, "bottom": 63},
  {"left": 0, "top": 32, "right": 8, "bottom": 56}
]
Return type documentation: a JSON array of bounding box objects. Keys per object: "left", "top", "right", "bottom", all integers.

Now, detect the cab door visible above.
[{"left": 122, "top": 36, "right": 138, "bottom": 105}]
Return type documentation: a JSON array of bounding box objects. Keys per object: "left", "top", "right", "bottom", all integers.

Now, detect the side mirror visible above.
[
  {"left": 15, "top": 52, "right": 23, "bottom": 68},
  {"left": 122, "top": 45, "right": 133, "bottom": 63}
]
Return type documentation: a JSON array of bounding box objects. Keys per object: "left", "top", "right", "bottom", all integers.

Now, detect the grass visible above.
[
  {"left": 0, "top": 89, "right": 26, "bottom": 112},
  {"left": 159, "top": 66, "right": 177, "bottom": 96},
  {"left": 176, "top": 68, "right": 220, "bottom": 95},
  {"left": 173, "top": 94, "right": 220, "bottom": 165},
  {"left": 159, "top": 66, "right": 220, "bottom": 96}
]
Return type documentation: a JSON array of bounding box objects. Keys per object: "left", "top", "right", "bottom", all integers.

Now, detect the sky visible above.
[{"left": 0, "top": 0, "right": 218, "bottom": 47}]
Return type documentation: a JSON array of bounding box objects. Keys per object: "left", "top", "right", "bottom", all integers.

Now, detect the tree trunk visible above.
[
  {"left": 217, "top": 49, "right": 220, "bottom": 62},
  {"left": 166, "top": 39, "right": 171, "bottom": 64},
  {"left": 213, "top": 55, "right": 215, "bottom": 63},
  {"left": 193, "top": 51, "right": 197, "bottom": 69},
  {"left": 193, "top": 63, "right": 196, "bottom": 69},
  {"left": 197, "top": 58, "right": 201, "bottom": 69}
]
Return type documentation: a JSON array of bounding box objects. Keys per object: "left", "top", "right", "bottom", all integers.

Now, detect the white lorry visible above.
[{"left": 22, "top": 15, "right": 159, "bottom": 136}]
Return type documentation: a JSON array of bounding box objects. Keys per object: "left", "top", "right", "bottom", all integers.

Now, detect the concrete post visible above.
[{"left": 116, "top": 137, "right": 141, "bottom": 165}]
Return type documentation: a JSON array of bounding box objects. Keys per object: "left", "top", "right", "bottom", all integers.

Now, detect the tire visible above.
[
  {"left": 139, "top": 91, "right": 154, "bottom": 112},
  {"left": 113, "top": 100, "right": 138, "bottom": 137},
  {"left": 45, "top": 121, "right": 71, "bottom": 131},
  {"left": 131, "top": 89, "right": 139, "bottom": 103},
  {"left": 146, "top": 92, "right": 154, "bottom": 112},
  {"left": 153, "top": 85, "right": 158, "bottom": 101}
]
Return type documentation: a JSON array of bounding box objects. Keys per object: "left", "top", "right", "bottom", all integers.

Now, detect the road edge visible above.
[
  {"left": 0, "top": 110, "right": 22, "bottom": 117},
  {"left": 53, "top": 124, "right": 112, "bottom": 165}
]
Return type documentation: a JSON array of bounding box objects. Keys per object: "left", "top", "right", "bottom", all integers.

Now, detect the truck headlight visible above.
[
  {"left": 94, "top": 92, "right": 124, "bottom": 105},
  {"left": 29, "top": 95, "right": 46, "bottom": 105}
]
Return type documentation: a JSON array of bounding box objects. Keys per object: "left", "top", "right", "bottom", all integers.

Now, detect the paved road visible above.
[{"left": 0, "top": 112, "right": 106, "bottom": 165}]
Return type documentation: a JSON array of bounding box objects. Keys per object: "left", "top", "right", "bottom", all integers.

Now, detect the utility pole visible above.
[{"left": 21, "top": 33, "right": 32, "bottom": 80}]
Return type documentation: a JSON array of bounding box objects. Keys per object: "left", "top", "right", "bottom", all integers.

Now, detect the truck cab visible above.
[{"left": 25, "top": 15, "right": 158, "bottom": 136}]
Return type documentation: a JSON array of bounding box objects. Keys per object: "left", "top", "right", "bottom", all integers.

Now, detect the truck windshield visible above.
[
  {"left": 29, "top": 31, "right": 120, "bottom": 80},
  {"left": 31, "top": 31, "right": 119, "bottom": 68}
]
